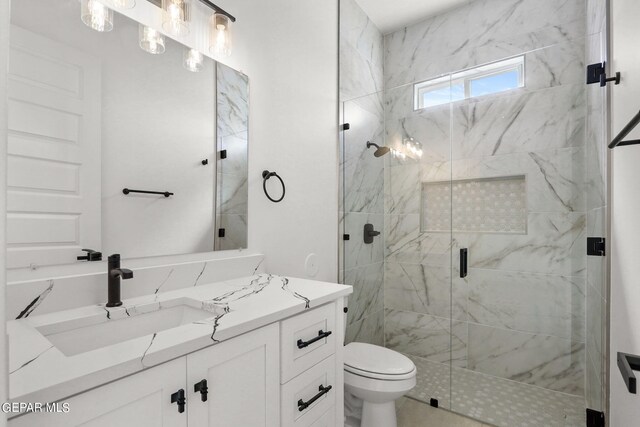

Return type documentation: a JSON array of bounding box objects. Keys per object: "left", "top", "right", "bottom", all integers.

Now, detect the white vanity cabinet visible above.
[
  {"left": 8, "top": 357, "right": 188, "bottom": 427},
  {"left": 186, "top": 323, "right": 280, "bottom": 426},
  {"left": 9, "top": 301, "right": 345, "bottom": 427}
]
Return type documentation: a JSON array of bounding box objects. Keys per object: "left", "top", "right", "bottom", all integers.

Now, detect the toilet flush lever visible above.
[{"left": 363, "top": 223, "right": 380, "bottom": 244}]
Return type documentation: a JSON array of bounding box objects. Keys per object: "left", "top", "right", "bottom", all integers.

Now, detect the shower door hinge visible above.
[
  {"left": 343, "top": 234, "right": 350, "bottom": 241},
  {"left": 587, "top": 62, "right": 621, "bottom": 87},
  {"left": 586, "top": 408, "right": 605, "bottom": 427},
  {"left": 218, "top": 228, "right": 226, "bottom": 238},
  {"left": 219, "top": 149, "right": 227, "bottom": 159},
  {"left": 341, "top": 123, "right": 350, "bottom": 131},
  {"left": 587, "top": 237, "right": 606, "bottom": 256}
]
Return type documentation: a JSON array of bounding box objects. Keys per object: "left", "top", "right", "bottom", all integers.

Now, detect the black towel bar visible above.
[
  {"left": 609, "top": 110, "right": 640, "bottom": 149},
  {"left": 123, "top": 188, "right": 173, "bottom": 198}
]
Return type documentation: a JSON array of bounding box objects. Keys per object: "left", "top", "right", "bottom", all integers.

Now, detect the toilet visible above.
[{"left": 342, "top": 315, "right": 416, "bottom": 427}]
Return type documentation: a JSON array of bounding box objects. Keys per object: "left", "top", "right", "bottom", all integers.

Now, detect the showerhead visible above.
[{"left": 366, "top": 141, "right": 391, "bottom": 157}]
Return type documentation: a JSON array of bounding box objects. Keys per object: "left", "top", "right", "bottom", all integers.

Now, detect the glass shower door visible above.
[
  {"left": 381, "top": 78, "right": 455, "bottom": 410},
  {"left": 340, "top": 91, "right": 387, "bottom": 346},
  {"left": 448, "top": 39, "right": 601, "bottom": 426}
]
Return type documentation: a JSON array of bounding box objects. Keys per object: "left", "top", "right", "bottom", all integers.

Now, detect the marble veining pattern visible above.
[
  {"left": 7, "top": 254, "right": 266, "bottom": 320},
  {"left": 8, "top": 274, "right": 351, "bottom": 405}
]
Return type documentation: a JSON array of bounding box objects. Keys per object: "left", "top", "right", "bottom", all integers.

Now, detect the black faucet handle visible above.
[
  {"left": 119, "top": 268, "right": 134, "bottom": 280},
  {"left": 78, "top": 249, "right": 102, "bottom": 261}
]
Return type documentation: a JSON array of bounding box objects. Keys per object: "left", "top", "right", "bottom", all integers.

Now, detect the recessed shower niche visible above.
[{"left": 421, "top": 175, "right": 527, "bottom": 234}]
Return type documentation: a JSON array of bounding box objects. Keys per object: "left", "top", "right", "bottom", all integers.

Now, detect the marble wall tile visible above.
[
  {"left": 384, "top": 0, "right": 586, "bottom": 89},
  {"left": 587, "top": 207, "right": 607, "bottom": 297},
  {"left": 385, "top": 214, "right": 452, "bottom": 266},
  {"left": 215, "top": 214, "right": 247, "bottom": 250},
  {"left": 344, "top": 261, "right": 384, "bottom": 325},
  {"left": 384, "top": 262, "right": 467, "bottom": 320},
  {"left": 384, "top": 163, "right": 421, "bottom": 215},
  {"left": 384, "top": 85, "right": 451, "bottom": 166},
  {"left": 467, "top": 269, "right": 585, "bottom": 341},
  {"left": 586, "top": 279, "right": 605, "bottom": 376},
  {"left": 340, "top": 0, "right": 383, "bottom": 102},
  {"left": 218, "top": 132, "right": 248, "bottom": 176},
  {"left": 587, "top": 0, "right": 607, "bottom": 36},
  {"left": 385, "top": 309, "right": 468, "bottom": 367},
  {"left": 454, "top": 212, "right": 586, "bottom": 276},
  {"left": 452, "top": 84, "right": 586, "bottom": 159},
  {"left": 343, "top": 92, "right": 385, "bottom": 214},
  {"left": 523, "top": 39, "right": 585, "bottom": 91},
  {"left": 586, "top": 351, "right": 604, "bottom": 411},
  {"left": 586, "top": 75, "right": 607, "bottom": 210},
  {"left": 346, "top": 308, "right": 384, "bottom": 346},
  {"left": 217, "top": 172, "right": 248, "bottom": 215},
  {"left": 344, "top": 212, "right": 384, "bottom": 269},
  {"left": 216, "top": 64, "right": 249, "bottom": 138},
  {"left": 467, "top": 323, "right": 585, "bottom": 395},
  {"left": 422, "top": 147, "right": 587, "bottom": 214}
]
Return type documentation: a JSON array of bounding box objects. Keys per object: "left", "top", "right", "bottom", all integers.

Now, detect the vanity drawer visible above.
[
  {"left": 310, "top": 406, "right": 335, "bottom": 427},
  {"left": 281, "top": 355, "right": 336, "bottom": 427},
  {"left": 280, "top": 303, "right": 336, "bottom": 383}
]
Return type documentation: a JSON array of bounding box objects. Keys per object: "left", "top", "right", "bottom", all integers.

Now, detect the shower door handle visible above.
[{"left": 460, "top": 248, "right": 468, "bottom": 278}]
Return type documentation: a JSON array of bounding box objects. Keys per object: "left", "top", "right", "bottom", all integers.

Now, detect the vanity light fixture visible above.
[
  {"left": 81, "top": 0, "right": 114, "bottom": 32},
  {"left": 209, "top": 12, "right": 232, "bottom": 57},
  {"left": 184, "top": 48, "right": 204, "bottom": 72},
  {"left": 139, "top": 24, "right": 166, "bottom": 54},
  {"left": 162, "top": 0, "right": 190, "bottom": 36}
]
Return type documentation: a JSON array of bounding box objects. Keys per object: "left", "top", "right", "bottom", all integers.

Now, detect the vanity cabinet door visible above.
[
  {"left": 8, "top": 357, "right": 187, "bottom": 427},
  {"left": 186, "top": 323, "right": 280, "bottom": 427}
]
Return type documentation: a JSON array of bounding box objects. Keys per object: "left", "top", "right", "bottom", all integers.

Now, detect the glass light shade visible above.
[
  {"left": 81, "top": 0, "right": 114, "bottom": 32},
  {"left": 209, "top": 13, "right": 232, "bottom": 57},
  {"left": 184, "top": 49, "right": 204, "bottom": 72},
  {"left": 139, "top": 25, "right": 166, "bottom": 55},
  {"left": 162, "top": 0, "right": 190, "bottom": 36},
  {"left": 101, "top": 0, "right": 136, "bottom": 9}
]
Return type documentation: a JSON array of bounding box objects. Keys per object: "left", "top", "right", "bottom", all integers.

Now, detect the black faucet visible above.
[{"left": 107, "top": 254, "right": 133, "bottom": 307}]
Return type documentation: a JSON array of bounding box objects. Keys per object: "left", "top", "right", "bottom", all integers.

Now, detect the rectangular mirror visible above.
[{"left": 7, "top": 0, "right": 249, "bottom": 270}]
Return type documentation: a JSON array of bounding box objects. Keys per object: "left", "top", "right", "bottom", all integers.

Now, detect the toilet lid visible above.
[{"left": 344, "top": 343, "right": 415, "bottom": 376}]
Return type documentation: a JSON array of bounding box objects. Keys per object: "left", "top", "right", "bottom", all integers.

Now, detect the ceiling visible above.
[{"left": 354, "top": 0, "right": 472, "bottom": 34}]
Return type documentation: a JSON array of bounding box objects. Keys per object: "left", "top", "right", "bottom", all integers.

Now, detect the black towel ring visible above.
[{"left": 262, "top": 170, "right": 285, "bottom": 203}]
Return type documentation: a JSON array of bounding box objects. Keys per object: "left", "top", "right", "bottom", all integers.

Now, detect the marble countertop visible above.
[{"left": 7, "top": 274, "right": 352, "bottom": 405}]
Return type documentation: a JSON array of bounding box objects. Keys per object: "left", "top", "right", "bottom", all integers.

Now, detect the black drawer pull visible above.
[
  {"left": 171, "top": 389, "right": 186, "bottom": 413},
  {"left": 297, "top": 330, "right": 332, "bottom": 349},
  {"left": 194, "top": 379, "right": 208, "bottom": 402},
  {"left": 298, "top": 385, "right": 332, "bottom": 412}
]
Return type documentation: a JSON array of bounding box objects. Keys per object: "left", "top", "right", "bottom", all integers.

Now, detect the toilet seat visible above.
[{"left": 344, "top": 343, "right": 416, "bottom": 381}]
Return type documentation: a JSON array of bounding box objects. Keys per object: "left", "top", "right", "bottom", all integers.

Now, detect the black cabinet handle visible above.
[
  {"left": 297, "top": 330, "right": 332, "bottom": 349},
  {"left": 194, "top": 379, "right": 208, "bottom": 402},
  {"left": 171, "top": 389, "right": 186, "bottom": 413},
  {"left": 460, "top": 248, "right": 468, "bottom": 278},
  {"left": 298, "top": 385, "right": 332, "bottom": 412}
]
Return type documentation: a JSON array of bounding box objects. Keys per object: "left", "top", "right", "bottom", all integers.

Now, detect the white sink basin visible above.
[{"left": 36, "top": 299, "right": 222, "bottom": 356}]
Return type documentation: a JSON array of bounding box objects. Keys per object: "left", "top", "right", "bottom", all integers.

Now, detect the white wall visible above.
[
  {"left": 609, "top": 0, "right": 640, "bottom": 424},
  {"left": 0, "top": 0, "right": 8, "bottom": 423},
  {"left": 220, "top": 0, "right": 339, "bottom": 282}
]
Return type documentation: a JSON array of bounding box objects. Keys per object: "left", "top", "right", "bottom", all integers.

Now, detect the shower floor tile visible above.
[{"left": 405, "top": 354, "right": 586, "bottom": 427}]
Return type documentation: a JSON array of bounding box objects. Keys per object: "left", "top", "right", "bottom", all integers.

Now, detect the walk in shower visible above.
[{"left": 339, "top": 0, "right": 609, "bottom": 425}]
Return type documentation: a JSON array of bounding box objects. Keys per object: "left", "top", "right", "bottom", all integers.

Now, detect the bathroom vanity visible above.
[{"left": 7, "top": 273, "right": 351, "bottom": 426}]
